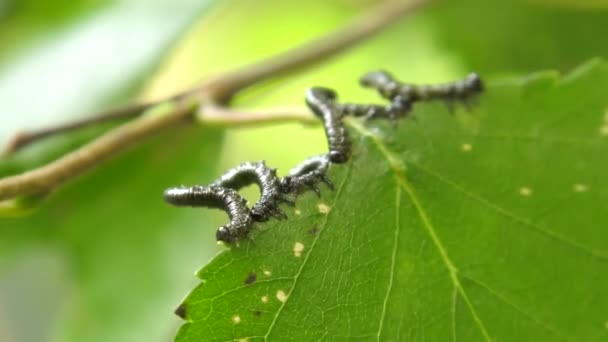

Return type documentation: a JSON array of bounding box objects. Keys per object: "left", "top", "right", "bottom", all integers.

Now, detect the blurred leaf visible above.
[
  {"left": 0, "top": 0, "right": 103, "bottom": 61},
  {"left": 530, "top": 0, "right": 608, "bottom": 10},
  {"left": 0, "top": 0, "right": 213, "bottom": 147},
  {"left": 1, "top": 126, "right": 225, "bottom": 342},
  {"left": 429, "top": 0, "right": 608, "bottom": 74},
  {"left": 175, "top": 60, "right": 608, "bottom": 341},
  {"left": 0, "top": 0, "right": 220, "bottom": 341}
]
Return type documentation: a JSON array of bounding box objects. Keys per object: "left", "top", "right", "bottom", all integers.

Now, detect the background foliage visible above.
[{"left": 0, "top": 0, "right": 606, "bottom": 341}]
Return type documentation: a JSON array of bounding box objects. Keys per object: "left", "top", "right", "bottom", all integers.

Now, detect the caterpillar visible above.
[
  {"left": 163, "top": 186, "right": 252, "bottom": 243},
  {"left": 280, "top": 154, "right": 333, "bottom": 196},
  {"left": 337, "top": 100, "right": 412, "bottom": 124},
  {"left": 164, "top": 70, "right": 484, "bottom": 243},
  {"left": 305, "top": 87, "right": 350, "bottom": 164},
  {"left": 210, "top": 161, "right": 294, "bottom": 222},
  {"left": 360, "top": 70, "right": 483, "bottom": 110}
]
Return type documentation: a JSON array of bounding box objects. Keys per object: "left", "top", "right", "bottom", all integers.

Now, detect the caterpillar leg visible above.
[
  {"left": 305, "top": 87, "right": 350, "bottom": 164},
  {"left": 210, "top": 161, "right": 292, "bottom": 222},
  {"left": 280, "top": 154, "right": 333, "bottom": 197},
  {"left": 163, "top": 185, "right": 252, "bottom": 243}
]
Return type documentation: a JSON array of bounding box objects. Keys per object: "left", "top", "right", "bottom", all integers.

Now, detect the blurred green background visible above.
[{"left": 0, "top": 0, "right": 607, "bottom": 341}]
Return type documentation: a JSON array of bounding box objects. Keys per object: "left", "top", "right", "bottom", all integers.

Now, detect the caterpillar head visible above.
[{"left": 216, "top": 226, "right": 234, "bottom": 243}]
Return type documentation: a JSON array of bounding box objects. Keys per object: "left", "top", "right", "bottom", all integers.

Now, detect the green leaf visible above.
[
  {"left": 0, "top": 0, "right": 103, "bottom": 62},
  {"left": 175, "top": 60, "right": 608, "bottom": 341},
  {"left": 426, "top": 0, "right": 608, "bottom": 74}
]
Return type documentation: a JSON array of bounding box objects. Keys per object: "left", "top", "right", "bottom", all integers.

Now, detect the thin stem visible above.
[
  {"left": 199, "top": 105, "right": 316, "bottom": 127},
  {"left": 0, "top": 101, "right": 197, "bottom": 201},
  {"left": 2, "top": 102, "right": 154, "bottom": 157},
  {"left": 0, "top": 0, "right": 429, "bottom": 202}
]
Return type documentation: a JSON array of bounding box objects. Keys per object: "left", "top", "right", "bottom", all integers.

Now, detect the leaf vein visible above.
[
  {"left": 461, "top": 274, "right": 574, "bottom": 342},
  {"left": 351, "top": 121, "right": 493, "bottom": 342},
  {"left": 409, "top": 161, "right": 608, "bottom": 261},
  {"left": 376, "top": 185, "right": 402, "bottom": 341},
  {"left": 262, "top": 159, "right": 354, "bottom": 340}
]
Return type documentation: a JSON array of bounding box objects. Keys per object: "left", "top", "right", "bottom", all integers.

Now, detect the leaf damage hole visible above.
[
  {"left": 519, "top": 187, "right": 533, "bottom": 197},
  {"left": 263, "top": 269, "right": 272, "bottom": 276},
  {"left": 238, "top": 339, "right": 248, "bottom": 342},
  {"left": 460, "top": 143, "right": 472, "bottom": 152},
  {"left": 293, "top": 242, "right": 305, "bottom": 257},
  {"left": 261, "top": 295, "right": 269, "bottom": 303},
  {"left": 294, "top": 208, "right": 302, "bottom": 216},
  {"left": 317, "top": 203, "right": 331, "bottom": 214},
  {"left": 573, "top": 183, "right": 588, "bottom": 193},
  {"left": 174, "top": 303, "right": 187, "bottom": 319},
  {"left": 276, "top": 289, "right": 288, "bottom": 303},
  {"left": 232, "top": 315, "right": 241, "bottom": 324}
]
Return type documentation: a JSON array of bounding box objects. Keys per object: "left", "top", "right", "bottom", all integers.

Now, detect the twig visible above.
[
  {"left": 0, "top": 101, "right": 197, "bottom": 201},
  {"left": 199, "top": 105, "right": 316, "bottom": 127},
  {"left": 0, "top": 0, "right": 429, "bottom": 202},
  {"left": 2, "top": 102, "right": 154, "bottom": 157}
]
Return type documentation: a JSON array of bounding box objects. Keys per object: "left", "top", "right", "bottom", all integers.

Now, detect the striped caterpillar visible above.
[
  {"left": 360, "top": 70, "right": 483, "bottom": 114},
  {"left": 280, "top": 154, "right": 333, "bottom": 196},
  {"left": 163, "top": 186, "right": 252, "bottom": 243},
  {"left": 308, "top": 72, "right": 483, "bottom": 159},
  {"left": 164, "top": 71, "right": 483, "bottom": 243},
  {"left": 305, "top": 87, "right": 350, "bottom": 164},
  {"left": 210, "top": 161, "right": 294, "bottom": 221}
]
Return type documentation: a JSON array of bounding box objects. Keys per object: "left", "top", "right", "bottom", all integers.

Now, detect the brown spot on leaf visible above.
[
  {"left": 253, "top": 310, "right": 262, "bottom": 317},
  {"left": 245, "top": 272, "right": 257, "bottom": 285},
  {"left": 174, "top": 303, "right": 187, "bottom": 319},
  {"left": 308, "top": 226, "right": 319, "bottom": 236}
]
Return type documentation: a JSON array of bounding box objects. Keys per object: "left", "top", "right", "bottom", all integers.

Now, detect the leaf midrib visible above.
[{"left": 350, "top": 120, "right": 494, "bottom": 342}]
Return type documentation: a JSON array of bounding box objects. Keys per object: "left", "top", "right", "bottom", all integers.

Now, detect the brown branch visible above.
[
  {"left": 0, "top": 101, "right": 197, "bottom": 201},
  {"left": 2, "top": 102, "right": 154, "bottom": 157},
  {"left": 0, "top": 0, "right": 429, "bottom": 202}
]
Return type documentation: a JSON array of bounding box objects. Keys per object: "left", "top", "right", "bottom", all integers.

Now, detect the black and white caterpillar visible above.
[
  {"left": 163, "top": 186, "right": 252, "bottom": 243},
  {"left": 210, "top": 161, "right": 294, "bottom": 221},
  {"left": 164, "top": 71, "right": 483, "bottom": 243},
  {"left": 360, "top": 70, "right": 483, "bottom": 114}
]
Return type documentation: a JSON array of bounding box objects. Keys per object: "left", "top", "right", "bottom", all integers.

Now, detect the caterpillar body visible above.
[
  {"left": 211, "top": 161, "right": 294, "bottom": 222},
  {"left": 163, "top": 186, "right": 252, "bottom": 243},
  {"left": 360, "top": 70, "right": 483, "bottom": 108},
  {"left": 305, "top": 87, "right": 350, "bottom": 164},
  {"left": 280, "top": 154, "right": 333, "bottom": 196}
]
